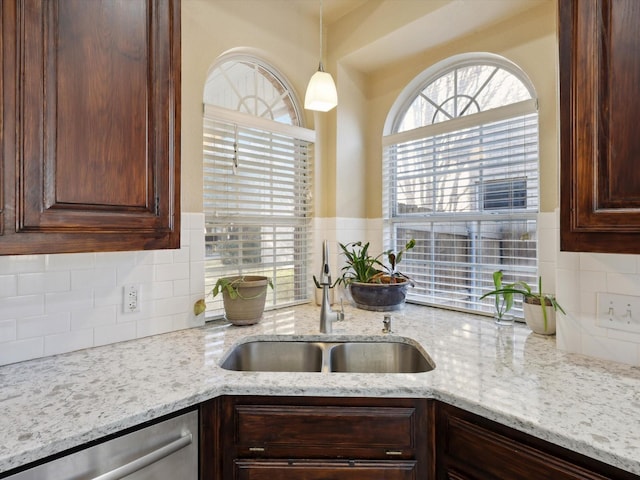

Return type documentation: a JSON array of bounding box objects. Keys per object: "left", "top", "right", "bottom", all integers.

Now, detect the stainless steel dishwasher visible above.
[{"left": 6, "top": 409, "right": 198, "bottom": 480}]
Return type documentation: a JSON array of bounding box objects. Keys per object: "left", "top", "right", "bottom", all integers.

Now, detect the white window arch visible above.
[
  {"left": 383, "top": 53, "right": 538, "bottom": 317},
  {"left": 203, "top": 54, "right": 315, "bottom": 317}
]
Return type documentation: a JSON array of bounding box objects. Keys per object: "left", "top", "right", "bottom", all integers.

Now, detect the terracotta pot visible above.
[
  {"left": 349, "top": 279, "right": 408, "bottom": 312},
  {"left": 523, "top": 297, "right": 556, "bottom": 335},
  {"left": 221, "top": 276, "right": 269, "bottom": 326}
]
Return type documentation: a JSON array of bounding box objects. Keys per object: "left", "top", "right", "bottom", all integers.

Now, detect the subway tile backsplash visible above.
[
  {"left": 0, "top": 213, "right": 205, "bottom": 366},
  {"left": 550, "top": 210, "right": 640, "bottom": 365}
]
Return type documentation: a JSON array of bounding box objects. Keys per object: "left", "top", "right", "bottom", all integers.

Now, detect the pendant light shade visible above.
[
  {"left": 304, "top": 64, "right": 338, "bottom": 112},
  {"left": 305, "top": 0, "right": 337, "bottom": 112}
]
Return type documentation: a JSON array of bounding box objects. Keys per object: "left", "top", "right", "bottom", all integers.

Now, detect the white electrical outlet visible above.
[
  {"left": 123, "top": 284, "right": 140, "bottom": 313},
  {"left": 596, "top": 293, "right": 640, "bottom": 333}
]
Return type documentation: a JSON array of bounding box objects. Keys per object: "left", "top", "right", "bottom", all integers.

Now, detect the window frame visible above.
[{"left": 383, "top": 55, "right": 539, "bottom": 318}]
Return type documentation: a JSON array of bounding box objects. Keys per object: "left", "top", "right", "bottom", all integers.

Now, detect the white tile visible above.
[
  {"left": 190, "top": 261, "right": 205, "bottom": 296},
  {"left": 45, "top": 253, "right": 95, "bottom": 271},
  {"left": 17, "top": 312, "right": 70, "bottom": 339},
  {"left": 189, "top": 231, "right": 206, "bottom": 262},
  {"left": 0, "top": 275, "right": 17, "bottom": 297},
  {"left": 94, "top": 286, "right": 122, "bottom": 307},
  {"left": 151, "top": 295, "right": 190, "bottom": 316},
  {"left": 136, "top": 315, "right": 174, "bottom": 337},
  {"left": 580, "top": 252, "right": 637, "bottom": 273},
  {"left": 0, "top": 255, "right": 45, "bottom": 274},
  {"left": 578, "top": 291, "right": 598, "bottom": 316},
  {"left": 95, "top": 251, "right": 138, "bottom": 268},
  {"left": 538, "top": 262, "right": 556, "bottom": 293},
  {"left": 555, "top": 269, "right": 580, "bottom": 313},
  {"left": 0, "top": 319, "right": 16, "bottom": 343},
  {"left": 94, "top": 322, "right": 136, "bottom": 346},
  {"left": 44, "top": 329, "right": 94, "bottom": 356},
  {"left": 71, "top": 268, "right": 116, "bottom": 290},
  {"left": 536, "top": 212, "right": 552, "bottom": 230},
  {"left": 0, "top": 337, "right": 44, "bottom": 365},
  {"left": 116, "top": 301, "right": 150, "bottom": 323},
  {"left": 116, "top": 264, "right": 154, "bottom": 284},
  {"left": 173, "top": 246, "right": 190, "bottom": 264},
  {"left": 148, "top": 281, "right": 174, "bottom": 300},
  {"left": 555, "top": 313, "right": 582, "bottom": 354},
  {"left": 152, "top": 250, "right": 174, "bottom": 264},
  {"left": 581, "top": 333, "right": 638, "bottom": 365},
  {"left": 557, "top": 250, "right": 579, "bottom": 271},
  {"left": 173, "top": 279, "right": 190, "bottom": 296},
  {"left": 45, "top": 290, "right": 93, "bottom": 314},
  {"left": 18, "top": 271, "right": 71, "bottom": 295},
  {"left": 155, "top": 262, "right": 189, "bottom": 282},
  {"left": 537, "top": 226, "right": 557, "bottom": 263},
  {"left": 579, "top": 270, "right": 607, "bottom": 293},
  {"left": 71, "top": 305, "right": 117, "bottom": 330},
  {"left": 172, "top": 310, "right": 205, "bottom": 330},
  {"left": 606, "top": 273, "right": 640, "bottom": 296},
  {"left": 0, "top": 295, "right": 45, "bottom": 321}
]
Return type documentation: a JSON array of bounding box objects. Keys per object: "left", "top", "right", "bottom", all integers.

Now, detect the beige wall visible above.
[
  {"left": 182, "top": 0, "right": 558, "bottom": 218},
  {"left": 355, "top": 1, "right": 558, "bottom": 218},
  {"left": 180, "top": 0, "right": 319, "bottom": 213}
]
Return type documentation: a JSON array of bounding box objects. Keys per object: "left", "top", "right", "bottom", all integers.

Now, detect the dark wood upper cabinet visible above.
[
  {"left": 560, "top": 0, "right": 640, "bottom": 253},
  {"left": 1, "top": 0, "right": 180, "bottom": 255}
]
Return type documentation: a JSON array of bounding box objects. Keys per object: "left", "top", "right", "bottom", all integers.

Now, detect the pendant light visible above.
[{"left": 304, "top": 0, "right": 338, "bottom": 112}]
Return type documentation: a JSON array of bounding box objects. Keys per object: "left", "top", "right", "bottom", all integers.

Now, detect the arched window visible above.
[
  {"left": 203, "top": 55, "right": 314, "bottom": 317},
  {"left": 383, "top": 54, "right": 538, "bottom": 317}
]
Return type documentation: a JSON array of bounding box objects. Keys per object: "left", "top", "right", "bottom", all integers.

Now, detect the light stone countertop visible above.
[{"left": 1, "top": 303, "right": 640, "bottom": 475}]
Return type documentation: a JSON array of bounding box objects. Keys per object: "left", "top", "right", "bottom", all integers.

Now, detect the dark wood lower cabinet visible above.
[
  {"left": 200, "top": 395, "right": 430, "bottom": 480},
  {"left": 234, "top": 459, "right": 417, "bottom": 480},
  {"left": 435, "top": 402, "right": 640, "bottom": 480},
  {"left": 200, "top": 397, "right": 639, "bottom": 480}
]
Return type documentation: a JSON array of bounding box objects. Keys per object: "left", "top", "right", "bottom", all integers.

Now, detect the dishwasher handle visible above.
[{"left": 91, "top": 431, "right": 193, "bottom": 480}]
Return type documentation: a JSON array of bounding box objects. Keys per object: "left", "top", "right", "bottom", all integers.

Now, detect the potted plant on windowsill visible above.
[
  {"left": 336, "top": 239, "right": 415, "bottom": 311},
  {"left": 212, "top": 275, "right": 274, "bottom": 326},
  {"left": 489, "top": 270, "right": 515, "bottom": 326},
  {"left": 481, "top": 274, "right": 565, "bottom": 335}
]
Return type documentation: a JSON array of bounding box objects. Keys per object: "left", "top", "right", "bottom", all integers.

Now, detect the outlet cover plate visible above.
[{"left": 596, "top": 292, "right": 640, "bottom": 333}]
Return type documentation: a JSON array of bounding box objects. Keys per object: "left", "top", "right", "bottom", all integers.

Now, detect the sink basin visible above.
[
  {"left": 220, "top": 341, "right": 324, "bottom": 372},
  {"left": 328, "top": 342, "right": 433, "bottom": 373},
  {"left": 220, "top": 337, "right": 435, "bottom": 373}
]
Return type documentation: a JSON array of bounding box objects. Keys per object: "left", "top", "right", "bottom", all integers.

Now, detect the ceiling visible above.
[{"left": 300, "top": 0, "right": 550, "bottom": 73}]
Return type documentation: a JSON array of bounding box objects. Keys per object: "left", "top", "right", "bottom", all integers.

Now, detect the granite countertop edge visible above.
[{"left": 1, "top": 304, "right": 639, "bottom": 475}]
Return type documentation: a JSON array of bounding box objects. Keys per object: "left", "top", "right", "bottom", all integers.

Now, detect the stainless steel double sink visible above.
[{"left": 220, "top": 336, "right": 435, "bottom": 373}]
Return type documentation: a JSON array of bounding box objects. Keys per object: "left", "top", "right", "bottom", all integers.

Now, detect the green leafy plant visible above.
[
  {"left": 489, "top": 270, "right": 514, "bottom": 321},
  {"left": 212, "top": 276, "right": 273, "bottom": 300},
  {"left": 336, "top": 239, "right": 416, "bottom": 286},
  {"left": 481, "top": 274, "right": 565, "bottom": 331}
]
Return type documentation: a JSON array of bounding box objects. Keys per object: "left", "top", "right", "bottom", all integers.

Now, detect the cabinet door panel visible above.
[
  {"left": 234, "top": 459, "right": 417, "bottom": 480},
  {"left": 1, "top": 0, "right": 180, "bottom": 254},
  {"left": 560, "top": 0, "right": 640, "bottom": 252},
  {"left": 435, "top": 403, "right": 639, "bottom": 480}
]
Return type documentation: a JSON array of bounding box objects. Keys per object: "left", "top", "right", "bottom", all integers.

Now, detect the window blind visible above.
[
  {"left": 383, "top": 109, "right": 538, "bottom": 316},
  {"left": 203, "top": 108, "right": 314, "bottom": 317}
]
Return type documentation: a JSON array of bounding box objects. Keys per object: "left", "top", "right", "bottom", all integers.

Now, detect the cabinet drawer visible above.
[
  {"left": 234, "top": 459, "right": 417, "bottom": 480},
  {"left": 234, "top": 404, "right": 416, "bottom": 451}
]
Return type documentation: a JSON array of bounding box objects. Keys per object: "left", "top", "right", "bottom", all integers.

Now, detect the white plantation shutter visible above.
[
  {"left": 384, "top": 98, "right": 539, "bottom": 317},
  {"left": 203, "top": 106, "right": 314, "bottom": 317}
]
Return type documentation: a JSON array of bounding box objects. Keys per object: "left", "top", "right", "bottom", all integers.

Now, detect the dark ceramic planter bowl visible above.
[{"left": 349, "top": 281, "right": 409, "bottom": 312}]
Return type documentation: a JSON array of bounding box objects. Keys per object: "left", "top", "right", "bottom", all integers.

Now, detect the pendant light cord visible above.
[{"left": 318, "top": 0, "right": 325, "bottom": 72}]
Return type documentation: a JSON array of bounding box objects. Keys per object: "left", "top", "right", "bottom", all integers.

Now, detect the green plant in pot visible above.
[
  {"left": 488, "top": 270, "right": 515, "bottom": 326},
  {"left": 212, "top": 275, "right": 273, "bottom": 326},
  {"left": 481, "top": 274, "right": 565, "bottom": 335},
  {"left": 336, "top": 239, "right": 415, "bottom": 311}
]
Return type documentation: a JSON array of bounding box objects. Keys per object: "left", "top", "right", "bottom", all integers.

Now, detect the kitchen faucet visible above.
[{"left": 319, "top": 240, "right": 344, "bottom": 333}]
